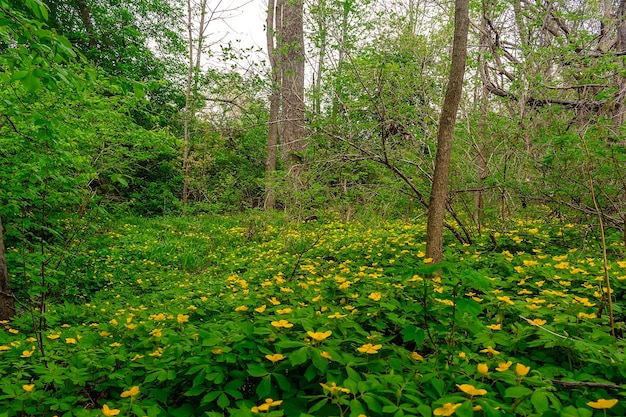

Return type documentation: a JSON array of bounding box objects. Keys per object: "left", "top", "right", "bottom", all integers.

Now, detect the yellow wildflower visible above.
[
  {"left": 102, "top": 405, "right": 120, "bottom": 416},
  {"left": 587, "top": 399, "right": 618, "bottom": 409},
  {"left": 433, "top": 402, "right": 462, "bottom": 416},
  {"left": 271, "top": 320, "right": 293, "bottom": 328},
  {"left": 496, "top": 361, "right": 512, "bottom": 372},
  {"left": 307, "top": 330, "right": 332, "bottom": 342},
  {"left": 411, "top": 351, "right": 424, "bottom": 361},
  {"left": 357, "top": 343, "right": 382, "bottom": 354},
  {"left": 487, "top": 323, "right": 502, "bottom": 330},
  {"left": 515, "top": 363, "right": 531, "bottom": 376},
  {"left": 320, "top": 382, "right": 350, "bottom": 394},
  {"left": 21, "top": 350, "right": 33, "bottom": 358},
  {"left": 457, "top": 384, "right": 487, "bottom": 396},
  {"left": 368, "top": 292, "right": 382, "bottom": 301},
  {"left": 149, "top": 328, "right": 162, "bottom": 337},
  {"left": 65, "top": 338, "right": 77, "bottom": 344},
  {"left": 47, "top": 333, "right": 61, "bottom": 340},
  {"left": 177, "top": 314, "right": 189, "bottom": 323},
  {"left": 254, "top": 305, "right": 267, "bottom": 313},
  {"left": 480, "top": 346, "right": 500, "bottom": 355},
  {"left": 477, "top": 363, "right": 488, "bottom": 375},
  {"left": 276, "top": 308, "right": 292, "bottom": 314},
  {"left": 265, "top": 353, "right": 286, "bottom": 363},
  {"left": 235, "top": 305, "right": 248, "bottom": 312},
  {"left": 22, "top": 384, "right": 35, "bottom": 392},
  {"left": 121, "top": 386, "right": 140, "bottom": 398},
  {"left": 320, "top": 351, "right": 332, "bottom": 360}
]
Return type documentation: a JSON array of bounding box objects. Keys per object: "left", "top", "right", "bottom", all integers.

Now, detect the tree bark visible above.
[
  {"left": 0, "top": 217, "right": 15, "bottom": 320},
  {"left": 425, "top": 0, "right": 470, "bottom": 263},
  {"left": 265, "top": 0, "right": 281, "bottom": 209},
  {"left": 280, "top": 0, "right": 306, "bottom": 179}
]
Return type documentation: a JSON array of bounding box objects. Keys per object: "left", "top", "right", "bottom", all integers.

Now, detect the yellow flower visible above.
[
  {"left": 211, "top": 348, "right": 223, "bottom": 355},
  {"left": 515, "top": 363, "right": 531, "bottom": 376},
  {"left": 149, "top": 347, "right": 163, "bottom": 357},
  {"left": 457, "top": 384, "right": 487, "bottom": 396},
  {"left": 307, "top": 330, "right": 332, "bottom": 342},
  {"left": 109, "top": 342, "right": 121, "bottom": 347},
  {"left": 251, "top": 398, "right": 283, "bottom": 413},
  {"left": 587, "top": 399, "right": 618, "bottom": 409},
  {"left": 0, "top": 346, "right": 10, "bottom": 351},
  {"left": 497, "top": 296, "right": 515, "bottom": 305},
  {"left": 368, "top": 292, "right": 382, "bottom": 301},
  {"left": 268, "top": 297, "right": 281, "bottom": 305},
  {"left": 22, "top": 384, "right": 35, "bottom": 392},
  {"left": 320, "top": 351, "right": 332, "bottom": 360},
  {"left": 125, "top": 323, "right": 137, "bottom": 330},
  {"left": 254, "top": 305, "right": 267, "bottom": 313},
  {"left": 177, "top": 314, "right": 189, "bottom": 323},
  {"left": 487, "top": 323, "right": 502, "bottom": 330},
  {"left": 99, "top": 331, "right": 111, "bottom": 337},
  {"left": 121, "top": 385, "right": 140, "bottom": 398},
  {"left": 320, "top": 382, "right": 350, "bottom": 394},
  {"left": 21, "top": 350, "right": 33, "bottom": 358},
  {"left": 411, "top": 352, "right": 424, "bottom": 361},
  {"left": 458, "top": 352, "right": 466, "bottom": 359},
  {"left": 276, "top": 308, "right": 292, "bottom": 314},
  {"left": 149, "top": 328, "right": 162, "bottom": 338},
  {"left": 265, "top": 353, "right": 286, "bottom": 363},
  {"left": 528, "top": 318, "right": 547, "bottom": 326},
  {"left": 480, "top": 346, "right": 500, "bottom": 355},
  {"left": 130, "top": 354, "right": 144, "bottom": 361},
  {"left": 477, "top": 363, "right": 489, "bottom": 374},
  {"left": 102, "top": 404, "right": 120, "bottom": 416},
  {"left": 433, "top": 402, "right": 462, "bottom": 416},
  {"left": 357, "top": 343, "right": 382, "bottom": 354},
  {"left": 235, "top": 305, "right": 248, "bottom": 312},
  {"left": 328, "top": 312, "right": 347, "bottom": 318},
  {"left": 47, "top": 333, "right": 61, "bottom": 340},
  {"left": 65, "top": 338, "right": 77, "bottom": 344},
  {"left": 270, "top": 320, "right": 293, "bottom": 328},
  {"left": 496, "top": 361, "right": 512, "bottom": 372}
]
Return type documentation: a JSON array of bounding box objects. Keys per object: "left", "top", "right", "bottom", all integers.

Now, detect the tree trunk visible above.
[
  {"left": 265, "top": 0, "right": 281, "bottom": 210},
  {"left": 280, "top": 0, "right": 306, "bottom": 179},
  {"left": 0, "top": 217, "right": 15, "bottom": 320},
  {"left": 425, "top": 0, "right": 470, "bottom": 263}
]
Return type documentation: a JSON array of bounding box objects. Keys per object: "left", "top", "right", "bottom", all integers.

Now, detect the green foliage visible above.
[{"left": 1, "top": 215, "right": 625, "bottom": 416}]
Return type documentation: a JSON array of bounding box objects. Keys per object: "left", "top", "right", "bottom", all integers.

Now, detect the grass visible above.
[{"left": 1, "top": 212, "right": 625, "bottom": 417}]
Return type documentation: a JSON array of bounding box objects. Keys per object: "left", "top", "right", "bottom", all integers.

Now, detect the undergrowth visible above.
[{"left": 1, "top": 212, "right": 625, "bottom": 417}]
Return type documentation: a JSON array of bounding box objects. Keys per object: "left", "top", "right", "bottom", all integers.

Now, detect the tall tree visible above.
[
  {"left": 265, "top": 0, "right": 281, "bottom": 209},
  {"left": 425, "top": 0, "right": 470, "bottom": 262},
  {"left": 280, "top": 0, "right": 306, "bottom": 178}
]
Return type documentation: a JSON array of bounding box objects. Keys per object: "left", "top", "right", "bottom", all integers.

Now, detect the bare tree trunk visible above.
[
  {"left": 182, "top": 0, "right": 208, "bottom": 210},
  {"left": 265, "top": 0, "right": 281, "bottom": 210},
  {"left": 281, "top": 0, "right": 306, "bottom": 178},
  {"left": 0, "top": 217, "right": 15, "bottom": 320},
  {"left": 425, "top": 0, "right": 470, "bottom": 263}
]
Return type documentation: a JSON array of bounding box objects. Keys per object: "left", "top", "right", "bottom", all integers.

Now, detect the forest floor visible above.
[{"left": 1, "top": 212, "right": 625, "bottom": 417}]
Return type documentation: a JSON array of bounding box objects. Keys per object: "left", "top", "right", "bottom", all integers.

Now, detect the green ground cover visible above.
[{"left": 1, "top": 213, "right": 625, "bottom": 417}]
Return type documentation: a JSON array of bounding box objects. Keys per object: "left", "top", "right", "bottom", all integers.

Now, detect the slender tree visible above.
[
  {"left": 265, "top": 0, "right": 281, "bottom": 209},
  {"left": 425, "top": 0, "right": 470, "bottom": 263},
  {"left": 0, "top": 217, "right": 15, "bottom": 320}
]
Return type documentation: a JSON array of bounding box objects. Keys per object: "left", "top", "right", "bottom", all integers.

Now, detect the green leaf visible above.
[
  {"left": 247, "top": 363, "right": 269, "bottom": 377},
  {"left": 256, "top": 375, "right": 271, "bottom": 398},
  {"left": 531, "top": 390, "right": 550, "bottom": 414},
  {"left": 22, "top": 73, "right": 41, "bottom": 92},
  {"left": 133, "top": 82, "right": 146, "bottom": 99},
  {"left": 200, "top": 390, "right": 221, "bottom": 405},
  {"left": 504, "top": 386, "right": 533, "bottom": 399},
  {"left": 289, "top": 346, "right": 309, "bottom": 366},
  {"left": 217, "top": 392, "right": 230, "bottom": 409},
  {"left": 307, "top": 398, "right": 328, "bottom": 414}
]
